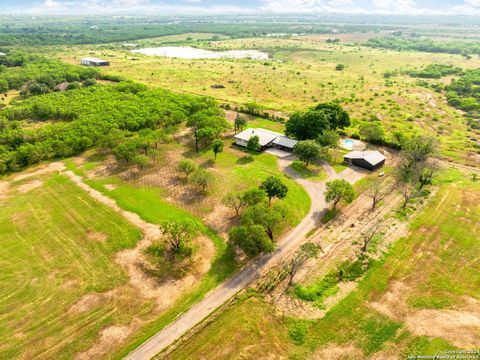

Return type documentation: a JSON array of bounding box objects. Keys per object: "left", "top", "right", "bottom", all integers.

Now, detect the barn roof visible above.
[{"left": 344, "top": 150, "right": 385, "bottom": 166}]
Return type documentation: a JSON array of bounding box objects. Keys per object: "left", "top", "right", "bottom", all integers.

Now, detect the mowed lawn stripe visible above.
[{"left": 0, "top": 174, "right": 143, "bottom": 359}]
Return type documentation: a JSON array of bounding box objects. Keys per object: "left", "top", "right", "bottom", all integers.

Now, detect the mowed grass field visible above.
[
  {"left": 54, "top": 35, "right": 480, "bottom": 162},
  {"left": 0, "top": 173, "right": 148, "bottom": 359},
  {"left": 167, "top": 169, "right": 480, "bottom": 359}
]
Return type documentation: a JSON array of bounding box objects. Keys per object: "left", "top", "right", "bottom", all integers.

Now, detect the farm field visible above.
[
  {"left": 0, "top": 168, "right": 145, "bottom": 359},
  {"left": 54, "top": 35, "right": 480, "bottom": 163},
  {"left": 167, "top": 169, "right": 480, "bottom": 359}
]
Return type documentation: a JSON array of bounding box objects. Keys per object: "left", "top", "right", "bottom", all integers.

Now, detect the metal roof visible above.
[
  {"left": 344, "top": 151, "right": 385, "bottom": 165},
  {"left": 234, "top": 128, "right": 283, "bottom": 147},
  {"left": 81, "top": 57, "right": 109, "bottom": 63},
  {"left": 272, "top": 136, "right": 298, "bottom": 149}
]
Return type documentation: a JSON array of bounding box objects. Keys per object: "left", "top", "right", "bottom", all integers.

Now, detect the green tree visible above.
[
  {"left": 242, "top": 203, "right": 287, "bottom": 241},
  {"left": 229, "top": 225, "right": 274, "bottom": 257},
  {"left": 113, "top": 141, "right": 138, "bottom": 163},
  {"left": 335, "top": 64, "right": 345, "bottom": 71},
  {"left": 98, "top": 128, "right": 126, "bottom": 151},
  {"left": 197, "top": 127, "right": 216, "bottom": 147},
  {"left": 160, "top": 219, "right": 198, "bottom": 255},
  {"left": 191, "top": 168, "right": 214, "bottom": 192},
  {"left": 293, "top": 140, "right": 324, "bottom": 166},
  {"left": 211, "top": 139, "right": 224, "bottom": 160},
  {"left": 187, "top": 110, "right": 229, "bottom": 153},
  {"left": 260, "top": 176, "right": 288, "bottom": 206},
  {"left": 242, "top": 188, "right": 267, "bottom": 206},
  {"left": 0, "top": 79, "right": 8, "bottom": 93},
  {"left": 176, "top": 159, "right": 197, "bottom": 179},
  {"left": 285, "top": 102, "right": 349, "bottom": 140},
  {"left": 247, "top": 135, "right": 261, "bottom": 152},
  {"left": 325, "top": 179, "right": 355, "bottom": 210},
  {"left": 133, "top": 154, "right": 149, "bottom": 171},
  {"left": 359, "top": 122, "right": 385, "bottom": 144},
  {"left": 234, "top": 116, "right": 247, "bottom": 134},
  {"left": 317, "top": 129, "right": 339, "bottom": 148},
  {"left": 222, "top": 191, "right": 247, "bottom": 216}
]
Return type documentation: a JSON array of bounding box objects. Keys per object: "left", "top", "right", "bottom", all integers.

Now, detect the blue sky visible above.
[{"left": 1, "top": 0, "right": 480, "bottom": 15}]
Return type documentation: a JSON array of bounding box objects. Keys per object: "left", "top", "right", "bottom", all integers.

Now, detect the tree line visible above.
[
  {"left": 366, "top": 37, "right": 480, "bottom": 57},
  {"left": 0, "top": 79, "right": 222, "bottom": 174}
]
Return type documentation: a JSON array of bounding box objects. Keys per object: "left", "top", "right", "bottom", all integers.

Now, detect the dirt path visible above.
[{"left": 124, "top": 157, "right": 365, "bottom": 360}]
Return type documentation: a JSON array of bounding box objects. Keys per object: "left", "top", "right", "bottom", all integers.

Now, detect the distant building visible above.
[
  {"left": 344, "top": 151, "right": 385, "bottom": 171},
  {"left": 234, "top": 128, "right": 298, "bottom": 151},
  {"left": 0, "top": 52, "right": 6, "bottom": 57},
  {"left": 80, "top": 57, "right": 110, "bottom": 66}
]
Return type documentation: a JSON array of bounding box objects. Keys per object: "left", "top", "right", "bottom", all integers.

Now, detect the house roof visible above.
[
  {"left": 344, "top": 151, "right": 385, "bottom": 165},
  {"left": 81, "top": 57, "right": 108, "bottom": 63},
  {"left": 272, "top": 136, "right": 298, "bottom": 149},
  {"left": 234, "top": 128, "right": 283, "bottom": 147},
  {"left": 0, "top": 52, "right": 6, "bottom": 56}
]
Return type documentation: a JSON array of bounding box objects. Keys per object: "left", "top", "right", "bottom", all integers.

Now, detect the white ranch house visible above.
[{"left": 234, "top": 128, "right": 298, "bottom": 151}]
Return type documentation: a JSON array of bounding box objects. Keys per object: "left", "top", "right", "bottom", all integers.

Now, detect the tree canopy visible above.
[
  {"left": 324, "top": 179, "right": 355, "bottom": 210},
  {"left": 260, "top": 176, "right": 288, "bottom": 206},
  {"left": 285, "top": 102, "right": 350, "bottom": 140}
]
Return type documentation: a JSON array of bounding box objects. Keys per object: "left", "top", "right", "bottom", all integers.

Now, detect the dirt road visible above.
[{"left": 124, "top": 156, "right": 364, "bottom": 360}]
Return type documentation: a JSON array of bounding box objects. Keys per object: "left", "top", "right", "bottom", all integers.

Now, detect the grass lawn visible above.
[
  {"left": 0, "top": 173, "right": 145, "bottom": 359},
  {"left": 289, "top": 160, "right": 327, "bottom": 181},
  {"left": 166, "top": 169, "right": 480, "bottom": 358},
  {"left": 198, "top": 146, "right": 311, "bottom": 226},
  {"left": 167, "top": 294, "right": 295, "bottom": 360}
]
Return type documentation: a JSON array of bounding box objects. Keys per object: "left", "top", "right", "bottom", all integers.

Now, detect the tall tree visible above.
[
  {"left": 211, "top": 139, "right": 224, "bottom": 160},
  {"left": 366, "top": 178, "right": 388, "bottom": 210},
  {"left": 285, "top": 102, "right": 349, "bottom": 140},
  {"left": 294, "top": 140, "right": 326, "bottom": 166},
  {"left": 176, "top": 159, "right": 197, "bottom": 179},
  {"left": 229, "top": 225, "right": 274, "bottom": 257},
  {"left": 222, "top": 191, "right": 247, "bottom": 216},
  {"left": 234, "top": 115, "right": 247, "bottom": 134},
  {"left": 316, "top": 129, "right": 340, "bottom": 148},
  {"left": 191, "top": 168, "right": 214, "bottom": 192},
  {"left": 359, "top": 121, "right": 385, "bottom": 144},
  {"left": 324, "top": 179, "right": 355, "bottom": 210},
  {"left": 260, "top": 176, "right": 288, "bottom": 206},
  {"left": 160, "top": 219, "right": 198, "bottom": 254},
  {"left": 242, "top": 203, "right": 287, "bottom": 241}
]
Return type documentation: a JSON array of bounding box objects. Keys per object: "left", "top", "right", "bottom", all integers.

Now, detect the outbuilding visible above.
[
  {"left": 344, "top": 150, "right": 385, "bottom": 171},
  {"left": 80, "top": 57, "right": 110, "bottom": 66}
]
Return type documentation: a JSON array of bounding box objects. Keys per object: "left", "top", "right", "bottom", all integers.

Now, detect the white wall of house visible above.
[{"left": 235, "top": 138, "right": 248, "bottom": 147}]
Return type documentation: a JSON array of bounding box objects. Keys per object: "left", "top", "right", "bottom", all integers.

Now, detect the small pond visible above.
[{"left": 131, "top": 46, "right": 269, "bottom": 60}]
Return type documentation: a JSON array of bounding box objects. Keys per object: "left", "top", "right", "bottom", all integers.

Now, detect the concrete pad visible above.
[{"left": 265, "top": 148, "right": 293, "bottom": 158}]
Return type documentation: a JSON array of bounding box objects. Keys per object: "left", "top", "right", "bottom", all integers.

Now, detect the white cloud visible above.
[
  {"left": 3, "top": 0, "right": 480, "bottom": 15},
  {"left": 43, "top": 0, "right": 66, "bottom": 9}
]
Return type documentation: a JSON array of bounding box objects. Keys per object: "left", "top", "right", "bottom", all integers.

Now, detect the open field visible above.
[
  {"left": 167, "top": 169, "right": 480, "bottom": 359},
  {"left": 0, "top": 171, "right": 145, "bottom": 359},
  {"left": 54, "top": 35, "right": 480, "bottom": 163}
]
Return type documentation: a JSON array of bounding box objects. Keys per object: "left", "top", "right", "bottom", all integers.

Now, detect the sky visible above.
[{"left": 1, "top": 0, "right": 480, "bottom": 16}]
